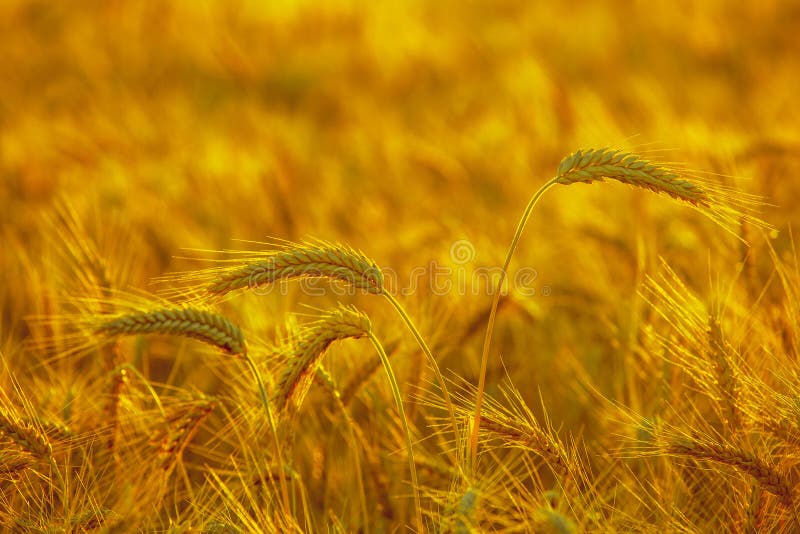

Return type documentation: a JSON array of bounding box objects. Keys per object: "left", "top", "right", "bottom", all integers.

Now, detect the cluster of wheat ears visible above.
[{"left": 2, "top": 147, "right": 793, "bottom": 532}]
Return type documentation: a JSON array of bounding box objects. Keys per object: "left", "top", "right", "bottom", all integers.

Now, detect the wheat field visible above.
[{"left": 2, "top": 1, "right": 800, "bottom": 532}]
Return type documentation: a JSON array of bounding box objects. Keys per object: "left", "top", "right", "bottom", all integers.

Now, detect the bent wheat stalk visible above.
[{"left": 472, "top": 147, "right": 766, "bottom": 475}]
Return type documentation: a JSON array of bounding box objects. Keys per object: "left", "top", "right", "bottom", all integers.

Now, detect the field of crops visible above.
[{"left": 2, "top": 1, "right": 800, "bottom": 532}]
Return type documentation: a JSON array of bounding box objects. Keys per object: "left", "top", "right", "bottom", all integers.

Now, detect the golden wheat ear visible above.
[
  {"left": 555, "top": 147, "right": 770, "bottom": 237},
  {"left": 158, "top": 238, "right": 385, "bottom": 298},
  {"left": 274, "top": 305, "right": 372, "bottom": 416},
  {"left": 95, "top": 306, "right": 246, "bottom": 356}
]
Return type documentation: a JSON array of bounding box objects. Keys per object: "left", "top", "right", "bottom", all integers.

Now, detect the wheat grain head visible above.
[
  {"left": 555, "top": 147, "right": 769, "bottom": 237},
  {"left": 96, "top": 306, "right": 246, "bottom": 355},
  {"left": 274, "top": 305, "right": 371, "bottom": 416}
]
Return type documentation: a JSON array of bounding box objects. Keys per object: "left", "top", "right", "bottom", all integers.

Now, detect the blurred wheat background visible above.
[{"left": 2, "top": 1, "right": 800, "bottom": 532}]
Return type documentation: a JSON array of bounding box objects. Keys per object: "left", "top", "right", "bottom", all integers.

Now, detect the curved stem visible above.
[
  {"left": 383, "top": 292, "right": 459, "bottom": 455},
  {"left": 367, "top": 330, "right": 423, "bottom": 532},
  {"left": 470, "top": 178, "right": 557, "bottom": 476},
  {"left": 243, "top": 352, "right": 292, "bottom": 514}
]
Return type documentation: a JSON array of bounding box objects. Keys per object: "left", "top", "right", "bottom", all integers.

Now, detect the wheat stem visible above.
[
  {"left": 383, "top": 291, "right": 459, "bottom": 452},
  {"left": 243, "top": 352, "right": 291, "bottom": 515},
  {"left": 472, "top": 178, "right": 557, "bottom": 476},
  {"left": 366, "top": 330, "right": 423, "bottom": 532}
]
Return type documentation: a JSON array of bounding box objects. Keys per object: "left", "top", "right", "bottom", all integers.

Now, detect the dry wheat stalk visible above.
[
  {"left": 668, "top": 438, "right": 793, "bottom": 507},
  {"left": 203, "top": 239, "right": 384, "bottom": 296},
  {"left": 96, "top": 306, "right": 246, "bottom": 355},
  {"left": 0, "top": 412, "right": 53, "bottom": 460},
  {"left": 274, "top": 306, "right": 371, "bottom": 416}
]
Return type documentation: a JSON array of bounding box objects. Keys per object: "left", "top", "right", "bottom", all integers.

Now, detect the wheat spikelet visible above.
[
  {"left": 444, "top": 378, "right": 571, "bottom": 477},
  {"left": 274, "top": 306, "right": 371, "bottom": 415},
  {"left": 0, "top": 411, "right": 53, "bottom": 460},
  {"left": 668, "top": 438, "right": 793, "bottom": 507},
  {"left": 0, "top": 451, "right": 32, "bottom": 478},
  {"left": 190, "top": 239, "right": 384, "bottom": 297},
  {"left": 96, "top": 306, "right": 246, "bottom": 355}
]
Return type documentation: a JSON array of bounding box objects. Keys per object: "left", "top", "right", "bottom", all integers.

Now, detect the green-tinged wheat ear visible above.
[
  {"left": 96, "top": 306, "right": 246, "bottom": 355},
  {"left": 274, "top": 305, "right": 372, "bottom": 416},
  {"left": 668, "top": 438, "right": 794, "bottom": 507},
  {"left": 453, "top": 487, "right": 479, "bottom": 534},
  {"left": 207, "top": 240, "right": 384, "bottom": 296},
  {"left": 555, "top": 147, "right": 710, "bottom": 205},
  {"left": 0, "top": 412, "right": 53, "bottom": 460},
  {"left": 532, "top": 507, "right": 578, "bottom": 534}
]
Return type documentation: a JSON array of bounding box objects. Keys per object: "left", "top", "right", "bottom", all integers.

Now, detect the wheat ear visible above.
[
  {"left": 154, "top": 397, "right": 216, "bottom": 471},
  {"left": 205, "top": 239, "right": 384, "bottom": 296},
  {"left": 472, "top": 146, "right": 766, "bottom": 475},
  {"left": 0, "top": 412, "right": 53, "bottom": 461},
  {"left": 275, "top": 306, "right": 372, "bottom": 415},
  {"left": 668, "top": 438, "right": 793, "bottom": 507},
  {"left": 96, "top": 306, "right": 246, "bottom": 355},
  {"left": 555, "top": 148, "right": 710, "bottom": 204}
]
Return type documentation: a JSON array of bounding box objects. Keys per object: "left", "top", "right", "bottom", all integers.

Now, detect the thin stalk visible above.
[
  {"left": 243, "top": 352, "right": 292, "bottom": 515},
  {"left": 367, "top": 330, "right": 423, "bottom": 532},
  {"left": 471, "top": 178, "right": 557, "bottom": 475},
  {"left": 383, "top": 292, "right": 459, "bottom": 453}
]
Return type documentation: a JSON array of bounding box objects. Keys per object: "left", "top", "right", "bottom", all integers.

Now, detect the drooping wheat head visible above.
[
  {"left": 96, "top": 306, "right": 246, "bottom": 356},
  {"left": 170, "top": 239, "right": 384, "bottom": 297},
  {"left": 555, "top": 147, "right": 769, "bottom": 236},
  {"left": 668, "top": 437, "right": 793, "bottom": 507},
  {"left": 274, "top": 305, "right": 371, "bottom": 417},
  {"left": 0, "top": 411, "right": 53, "bottom": 461}
]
